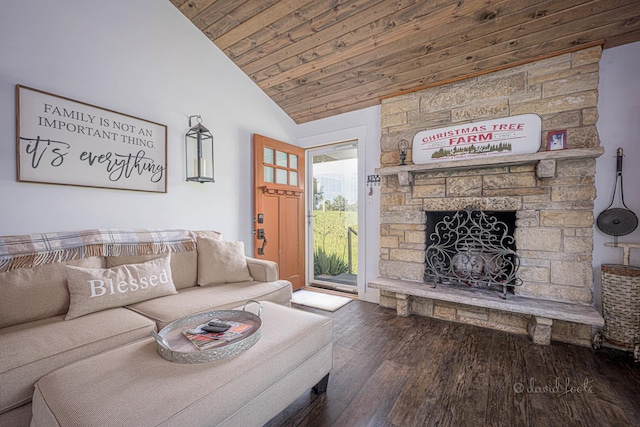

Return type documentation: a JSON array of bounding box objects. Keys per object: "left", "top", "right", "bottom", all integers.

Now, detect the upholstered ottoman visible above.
[{"left": 30, "top": 302, "right": 333, "bottom": 427}]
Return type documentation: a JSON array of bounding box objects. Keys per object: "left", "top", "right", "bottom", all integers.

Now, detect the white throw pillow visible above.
[
  {"left": 65, "top": 255, "right": 177, "bottom": 320},
  {"left": 194, "top": 230, "right": 223, "bottom": 240},
  {"left": 198, "top": 238, "right": 253, "bottom": 285}
]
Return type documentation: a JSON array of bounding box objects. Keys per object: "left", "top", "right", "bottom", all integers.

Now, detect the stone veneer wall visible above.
[{"left": 377, "top": 46, "right": 602, "bottom": 345}]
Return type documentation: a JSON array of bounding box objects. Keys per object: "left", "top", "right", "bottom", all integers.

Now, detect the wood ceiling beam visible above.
[
  {"left": 200, "top": 0, "right": 280, "bottom": 41},
  {"left": 214, "top": 0, "right": 317, "bottom": 50},
  {"left": 240, "top": 0, "right": 421, "bottom": 76},
  {"left": 170, "top": 0, "right": 640, "bottom": 123},
  {"left": 170, "top": 0, "right": 189, "bottom": 8},
  {"left": 374, "top": 3, "right": 640, "bottom": 98},
  {"left": 286, "top": 16, "right": 624, "bottom": 118},
  {"left": 288, "top": 29, "right": 606, "bottom": 121},
  {"left": 253, "top": 0, "right": 468, "bottom": 88},
  {"left": 223, "top": 0, "right": 345, "bottom": 60},
  {"left": 266, "top": 0, "right": 619, "bottom": 99},
  {"left": 603, "top": 27, "right": 640, "bottom": 49},
  {"left": 262, "top": 0, "right": 578, "bottom": 98},
  {"left": 179, "top": 0, "right": 220, "bottom": 22},
  {"left": 187, "top": 1, "right": 244, "bottom": 31},
  {"left": 229, "top": 0, "right": 386, "bottom": 69},
  {"left": 274, "top": 0, "right": 637, "bottom": 111}
]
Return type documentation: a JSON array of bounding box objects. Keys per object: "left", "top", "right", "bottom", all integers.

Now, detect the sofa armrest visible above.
[{"left": 245, "top": 257, "right": 279, "bottom": 282}]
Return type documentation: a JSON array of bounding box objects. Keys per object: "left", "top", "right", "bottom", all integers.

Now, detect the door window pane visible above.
[
  {"left": 264, "top": 166, "right": 274, "bottom": 183},
  {"left": 289, "top": 154, "right": 298, "bottom": 170},
  {"left": 276, "top": 151, "right": 288, "bottom": 167},
  {"left": 276, "top": 168, "right": 287, "bottom": 184},
  {"left": 289, "top": 171, "right": 298, "bottom": 186},
  {"left": 264, "top": 148, "right": 274, "bottom": 165}
]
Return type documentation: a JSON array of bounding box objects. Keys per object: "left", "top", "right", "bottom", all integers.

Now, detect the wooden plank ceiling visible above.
[{"left": 171, "top": 0, "right": 640, "bottom": 124}]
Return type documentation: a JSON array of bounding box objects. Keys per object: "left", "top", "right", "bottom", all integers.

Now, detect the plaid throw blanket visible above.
[{"left": 0, "top": 229, "right": 197, "bottom": 272}]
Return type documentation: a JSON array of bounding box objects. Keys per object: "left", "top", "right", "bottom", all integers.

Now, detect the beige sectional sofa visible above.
[{"left": 0, "top": 228, "right": 330, "bottom": 426}]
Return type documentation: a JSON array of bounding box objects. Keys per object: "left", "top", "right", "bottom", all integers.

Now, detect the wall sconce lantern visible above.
[
  {"left": 185, "top": 115, "right": 214, "bottom": 183},
  {"left": 399, "top": 139, "right": 409, "bottom": 166}
]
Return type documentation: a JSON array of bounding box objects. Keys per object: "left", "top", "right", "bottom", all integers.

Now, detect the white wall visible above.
[
  {"left": 296, "top": 106, "right": 381, "bottom": 302},
  {"left": 593, "top": 41, "right": 640, "bottom": 309},
  {"left": 0, "top": 0, "right": 296, "bottom": 245}
]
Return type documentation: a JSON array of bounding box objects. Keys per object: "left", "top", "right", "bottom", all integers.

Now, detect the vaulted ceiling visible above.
[{"left": 171, "top": 0, "right": 640, "bottom": 124}]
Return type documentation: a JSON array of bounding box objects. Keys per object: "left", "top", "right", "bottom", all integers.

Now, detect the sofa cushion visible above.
[
  {"left": 106, "top": 250, "right": 198, "bottom": 290},
  {"left": 194, "top": 230, "right": 222, "bottom": 240},
  {"left": 0, "top": 257, "right": 105, "bottom": 329},
  {"left": 65, "top": 255, "right": 177, "bottom": 320},
  {"left": 0, "top": 308, "right": 155, "bottom": 414},
  {"left": 126, "top": 280, "right": 293, "bottom": 329},
  {"left": 197, "top": 239, "right": 253, "bottom": 285},
  {"left": 31, "top": 302, "right": 333, "bottom": 427}
]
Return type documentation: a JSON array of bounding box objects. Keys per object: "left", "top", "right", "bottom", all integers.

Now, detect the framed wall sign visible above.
[
  {"left": 412, "top": 113, "right": 542, "bottom": 164},
  {"left": 16, "top": 85, "right": 167, "bottom": 193}
]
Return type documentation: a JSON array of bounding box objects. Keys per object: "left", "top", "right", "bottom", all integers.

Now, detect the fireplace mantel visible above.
[{"left": 375, "top": 147, "right": 604, "bottom": 185}]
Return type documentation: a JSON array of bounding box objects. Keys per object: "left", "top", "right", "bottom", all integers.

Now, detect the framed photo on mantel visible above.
[
  {"left": 16, "top": 85, "right": 167, "bottom": 193},
  {"left": 547, "top": 130, "right": 567, "bottom": 151}
]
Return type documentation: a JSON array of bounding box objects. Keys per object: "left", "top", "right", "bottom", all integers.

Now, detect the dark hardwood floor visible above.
[{"left": 266, "top": 299, "right": 640, "bottom": 427}]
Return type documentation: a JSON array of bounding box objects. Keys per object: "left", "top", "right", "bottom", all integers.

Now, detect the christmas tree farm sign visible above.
[
  {"left": 16, "top": 85, "right": 167, "bottom": 192},
  {"left": 412, "top": 114, "right": 542, "bottom": 164}
]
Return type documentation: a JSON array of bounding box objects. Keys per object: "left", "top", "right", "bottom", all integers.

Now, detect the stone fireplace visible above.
[{"left": 369, "top": 46, "right": 605, "bottom": 346}]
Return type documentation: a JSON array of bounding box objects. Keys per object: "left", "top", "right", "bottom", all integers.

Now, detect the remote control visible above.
[
  {"left": 202, "top": 324, "right": 229, "bottom": 333},
  {"left": 208, "top": 321, "right": 230, "bottom": 328}
]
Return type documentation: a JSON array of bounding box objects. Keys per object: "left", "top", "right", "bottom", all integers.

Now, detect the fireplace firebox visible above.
[{"left": 424, "top": 207, "right": 520, "bottom": 298}]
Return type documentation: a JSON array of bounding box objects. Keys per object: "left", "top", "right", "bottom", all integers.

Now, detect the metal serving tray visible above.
[{"left": 152, "top": 300, "right": 263, "bottom": 364}]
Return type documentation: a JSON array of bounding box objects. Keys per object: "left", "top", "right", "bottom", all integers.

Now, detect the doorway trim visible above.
[{"left": 298, "top": 126, "right": 370, "bottom": 301}]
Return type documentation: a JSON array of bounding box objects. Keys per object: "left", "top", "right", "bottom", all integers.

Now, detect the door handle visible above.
[
  {"left": 256, "top": 228, "right": 267, "bottom": 255},
  {"left": 258, "top": 237, "right": 267, "bottom": 255}
]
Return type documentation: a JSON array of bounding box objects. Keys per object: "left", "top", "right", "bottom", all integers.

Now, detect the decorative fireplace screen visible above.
[{"left": 425, "top": 206, "right": 521, "bottom": 298}]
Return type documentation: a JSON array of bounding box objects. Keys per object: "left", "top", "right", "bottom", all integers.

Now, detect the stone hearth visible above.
[{"left": 370, "top": 46, "right": 604, "bottom": 346}]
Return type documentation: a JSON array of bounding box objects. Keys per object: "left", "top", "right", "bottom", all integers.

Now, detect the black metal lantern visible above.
[{"left": 185, "top": 115, "right": 214, "bottom": 183}]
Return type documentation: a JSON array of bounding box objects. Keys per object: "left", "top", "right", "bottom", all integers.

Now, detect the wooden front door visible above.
[{"left": 253, "top": 134, "right": 305, "bottom": 290}]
